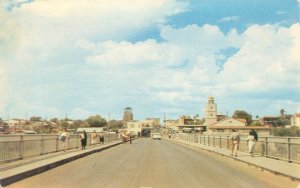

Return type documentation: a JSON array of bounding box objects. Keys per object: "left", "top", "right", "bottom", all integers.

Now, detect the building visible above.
[
  {"left": 123, "top": 107, "right": 133, "bottom": 122},
  {"left": 75, "top": 127, "right": 108, "bottom": 134},
  {"left": 260, "top": 116, "right": 281, "bottom": 126},
  {"left": 291, "top": 113, "right": 300, "bottom": 127},
  {"left": 204, "top": 96, "right": 217, "bottom": 126},
  {"left": 126, "top": 118, "right": 160, "bottom": 137},
  {"left": 208, "top": 117, "right": 270, "bottom": 135},
  {"left": 126, "top": 121, "right": 141, "bottom": 137},
  {"left": 203, "top": 97, "right": 270, "bottom": 136},
  {"left": 4, "top": 119, "right": 24, "bottom": 133}
]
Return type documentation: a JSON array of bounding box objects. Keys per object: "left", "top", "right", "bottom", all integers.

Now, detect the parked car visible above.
[{"left": 152, "top": 133, "right": 162, "bottom": 140}]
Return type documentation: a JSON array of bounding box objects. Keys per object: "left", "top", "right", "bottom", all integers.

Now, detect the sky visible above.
[{"left": 0, "top": 0, "right": 300, "bottom": 121}]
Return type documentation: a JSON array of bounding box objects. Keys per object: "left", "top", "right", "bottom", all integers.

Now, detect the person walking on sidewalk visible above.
[
  {"left": 91, "top": 130, "right": 97, "bottom": 146},
  {"left": 99, "top": 133, "right": 104, "bottom": 144},
  {"left": 60, "top": 128, "right": 69, "bottom": 152},
  {"left": 80, "top": 130, "right": 87, "bottom": 150},
  {"left": 230, "top": 129, "right": 240, "bottom": 157},
  {"left": 247, "top": 131, "right": 256, "bottom": 156},
  {"left": 251, "top": 129, "right": 258, "bottom": 141}
]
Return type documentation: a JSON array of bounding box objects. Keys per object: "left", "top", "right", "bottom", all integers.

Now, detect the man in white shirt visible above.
[{"left": 230, "top": 129, "right": 240, "bottom": 157}]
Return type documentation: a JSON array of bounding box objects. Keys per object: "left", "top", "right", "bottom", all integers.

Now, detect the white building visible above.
[
  {"left": 209, "top": 117, "right": 247, "bottom": 127},
  {"left": 126, "top": 121, "right": 141, "bottom": 136},
  {"left": 291, "top": 113, "right": 300, "bottom": 127}
]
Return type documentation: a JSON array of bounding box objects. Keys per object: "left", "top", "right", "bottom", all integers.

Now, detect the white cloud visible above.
[
  {"left": 218, "top": 16, "right": 239, "bottom": 22},
  {"left": 79, "top": 23, "right": 300, "bottom": 114},
  {"left": 1, "top": 0, "right": 299, "bottom": 119},
  {"left": 10, "top": 0, "right": 188, "bottom": 45},
  {"left": 276, "top": 11, "right": 286, "bottom": 15},
  {"left": 219, "top": 24, "right": 300, "bottom": 95}
]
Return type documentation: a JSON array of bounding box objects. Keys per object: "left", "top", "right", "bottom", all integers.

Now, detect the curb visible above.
[
  {"left": 170, "top": 139, "right": 300, "bottom": 181},
  {"left": 0, "top": 141, "right": 122, "bottom": 187}
]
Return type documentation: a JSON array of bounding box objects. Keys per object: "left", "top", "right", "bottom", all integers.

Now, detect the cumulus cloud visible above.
[
  {"left": 219, "top": 24, "right": 300, "bottom": 94},
  {"left": 80, "top": 23, "right": 300, "bottom": 115},
  {"left": 218, "top": 16, "right": 240, "bottom": 22},
  {"left": 1, "top": 0, "right": 299, "bottom": 118}
]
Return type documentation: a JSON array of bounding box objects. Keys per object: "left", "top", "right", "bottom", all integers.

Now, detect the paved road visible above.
[{"left": 7, "top": 138, "right": 298, "bottom": 188}]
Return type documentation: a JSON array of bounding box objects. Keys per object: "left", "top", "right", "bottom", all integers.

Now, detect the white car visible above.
[{"left": 152, "top": 133, "right": 162, "bottom": 140}]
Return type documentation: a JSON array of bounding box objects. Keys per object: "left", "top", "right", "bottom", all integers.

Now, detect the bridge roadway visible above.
[{"left": 4, "top": 138, "right": 300, "bottom": 188}]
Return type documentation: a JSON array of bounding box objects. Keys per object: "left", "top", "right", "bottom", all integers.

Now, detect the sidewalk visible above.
[
  {"left": 172, "top": 138, "right": 300, "bottom": 181},
  {"left": 0, "top": 140, "right": 123, "bottom": 187}
]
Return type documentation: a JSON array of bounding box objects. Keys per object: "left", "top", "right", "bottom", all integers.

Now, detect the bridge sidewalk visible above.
[
  {"left": 172, "top": 138, "right": 300, "bottom": 181},
  {"left": 0, "top": 140, "right": 123, "bottom": 187}
]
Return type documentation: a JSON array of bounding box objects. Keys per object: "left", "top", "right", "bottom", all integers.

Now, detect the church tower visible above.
[
  {"left": 204, "top": 96, "right": 217, "bottom": 126},
  {"left": 123, "top": 107, "right": 133, "bottom": 122}
]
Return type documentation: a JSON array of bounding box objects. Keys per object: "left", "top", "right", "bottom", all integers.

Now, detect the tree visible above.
[
  {"left": 272, "top": 127, "right": 300, "bottom": 137},
  {"left": 30, "top": 116, "right": 42, "bottom": 122},
  {"left": 86, "top": 115, "right": 107, "bottom": 127},
  {"left": 50, "top": 118, "right": 59, "bottom": 123},
  {"left": 232, "top": 110, "right": 252, "bottom": 125},
  {"left": 79, "top": 121, "right": 90, "bottom": 128},
  {"left": 67, "top": 120, "right": 82, "bottom": 129},
  {"left": 108, "top": 120, "right": 124, "bottom": 131},
  {"left": 60, "top": 120, "right": 69, "bottom": 129}
]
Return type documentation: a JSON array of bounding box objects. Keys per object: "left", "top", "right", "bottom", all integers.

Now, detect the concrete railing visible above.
[
  {"left": 0, "top": 133, "right": 119, "bottom": 163},
  {"left": 177, "top": 133, "right": 300, "bottom": 163}
]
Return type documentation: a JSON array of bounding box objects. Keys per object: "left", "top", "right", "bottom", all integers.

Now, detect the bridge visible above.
[{"left": 0, "top": 134, "right": 299, "bottom": 188}]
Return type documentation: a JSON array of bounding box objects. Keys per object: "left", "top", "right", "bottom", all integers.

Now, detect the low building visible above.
[
  {"left": 178, "top": 124, "right": 206, "bottom": 133},
  {"left": 208, "top": 117, "right": 270, "bottom": 136},
  {"left": 260, "top": 116, "right": 281, "bottom": 126},
  {"left": 75, "top": 127, "right": 108, "bottom": 134},
  {"left": 126, "top": 121, "right": 141, "bottom": 136},
  {"left": 291, "top": 113, "right": 300, "bottom": 127}
]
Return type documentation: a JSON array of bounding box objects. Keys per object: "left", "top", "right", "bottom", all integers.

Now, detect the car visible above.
[{"left": 152, "top": 133, "right": 162, "bottom": 140}]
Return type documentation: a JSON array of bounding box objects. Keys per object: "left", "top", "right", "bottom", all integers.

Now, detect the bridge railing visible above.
[
  {"left": 0, "top": 133, "right": 119, "bottom": 163},
  {"left": 178, "top": 133, "right": 300, "bottom": 163}
]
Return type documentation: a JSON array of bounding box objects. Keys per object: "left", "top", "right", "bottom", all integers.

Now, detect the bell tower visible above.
[{"left": 204, "top": 96, "right": 217, "bottom": 126}]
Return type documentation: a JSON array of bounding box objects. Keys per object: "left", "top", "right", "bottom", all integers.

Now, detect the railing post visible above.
[
  {"left": 19, "top": 135, "right": 24, "bottom": 159},
  {"left": 41, "top": 135, "right": 44, "bottom": 155},
  {"left": 76, "top": 135, "right": 79, "bottom": 148},
  {"left": 288, "top": 138, "right": 291, "bottom": 163},
  {"left": 265, "top": 137, "right": 268, "bottom": 157},
  {"left": 213, "top": 135, "right": 215, "bottom": 147},
  {"left": 56, "top": 135, "right": 59, "bottom": 152},
  {"left": 208, "top": 135, "right": 210, "bottom": 146},
  {"left": 227, "top": 136, "right": 229, "bottom": 149},
  {"left": 204, "top": 135, "right": 206, "bottom": 145},
  {"left": 219, "top": 136, "right": 222, "bottom": 148}
]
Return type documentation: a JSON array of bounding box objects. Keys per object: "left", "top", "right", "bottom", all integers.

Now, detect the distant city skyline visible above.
[{"left": 0, "top": 0, "right": 299, "bottom": 121}]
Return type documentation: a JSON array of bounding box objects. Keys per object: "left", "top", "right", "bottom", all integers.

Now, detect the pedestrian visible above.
[
  {"left": 80, "top": 130, "right": 87, "bottom": 150},
  {"left": 127, "top": 132, "right": 132, "bottom": 144},
  {"left": 251, "top": 129, "right": 258, "bottom": 141},
  {"left": 99, "top": 133, "right": 104, "bottom": 144},
  {"left": 247, "top": 131, "right": 256, "bottom": 156},
  {"left": 121, "top": 131, "right": 128, "bottom": 143},
  {"left": 60, "top": 128, "right": 69, "bottom": 152},
  {"left": 229, "top": 129, "right": 240, "bottom": 157},
  {"left": 91, "top": 130, "right": 97, "bottom": 146}
]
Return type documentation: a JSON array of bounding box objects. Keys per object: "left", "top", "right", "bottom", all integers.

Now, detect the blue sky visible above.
[{"left": 0, "top": 0, "right": 300, "bottom": 121}]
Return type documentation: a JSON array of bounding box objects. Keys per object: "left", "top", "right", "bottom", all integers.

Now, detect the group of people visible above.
[
  {"left": 230, "top": 129, "right": 258, "bottom": 157},
  {"left": 120, "top": 131, "right": 132, "bottom": 144},
  {"left": 59, "top": 129, "right": 105, "bottom": 151},
  {"left": 80, "top": 130, "right": 105, "bottom": 150}
]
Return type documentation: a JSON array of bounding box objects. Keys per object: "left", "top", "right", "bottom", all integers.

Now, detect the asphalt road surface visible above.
[{"left": 7, "top": 138, "right": 299, "bottom": 188}]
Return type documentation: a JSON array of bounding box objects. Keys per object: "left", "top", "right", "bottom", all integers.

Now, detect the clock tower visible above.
[{"left": 204, "top": 96, "right": 217, "bottom": 126}]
